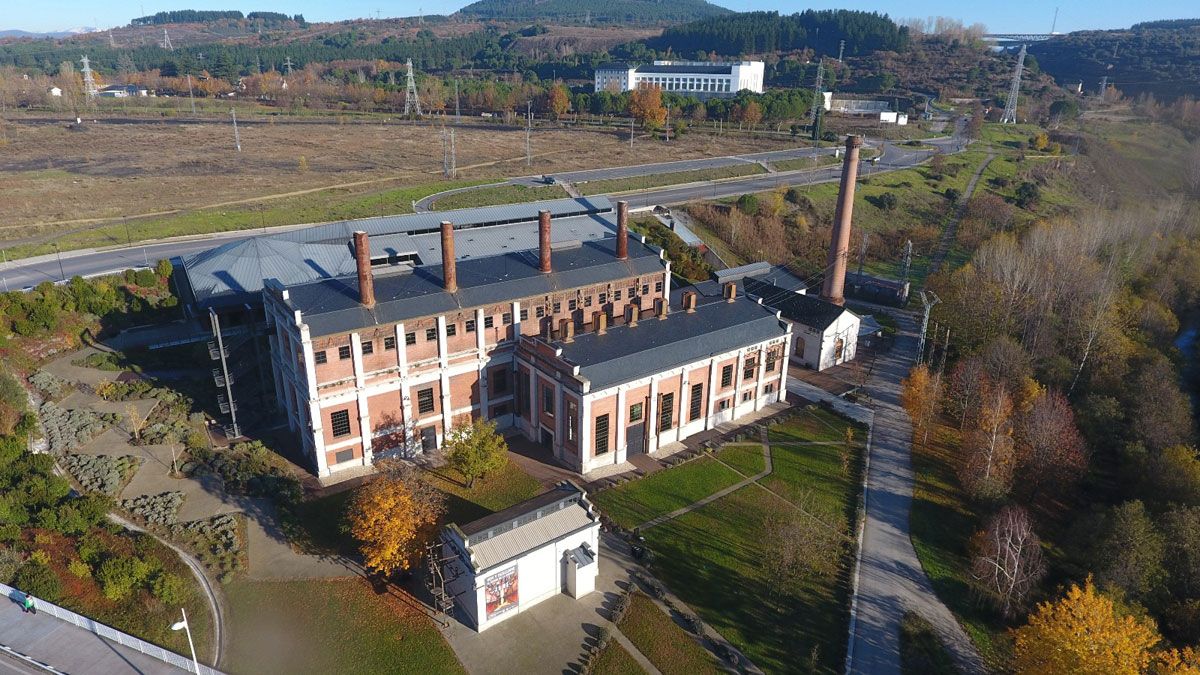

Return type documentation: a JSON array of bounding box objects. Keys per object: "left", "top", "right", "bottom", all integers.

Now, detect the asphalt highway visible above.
[{"left": 1, "top": 118, "right": 965, "bottom": 291}]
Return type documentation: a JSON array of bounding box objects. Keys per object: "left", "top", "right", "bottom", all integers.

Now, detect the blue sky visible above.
[{"left": 7, "top": 0, "right": 1197, "bottom": 34}]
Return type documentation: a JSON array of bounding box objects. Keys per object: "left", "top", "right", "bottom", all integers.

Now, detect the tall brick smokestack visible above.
[
  {"left": 539, "top": 209, "right": 552, "bottom": 273},
  {"left": 821, "top": 135, "right": 862, "bottom": 306},
  {"left": 440, "top": 221, "right": 457, "bottom": 293},
  {"left": 616, "top": 200, "right": 629, "bottom": 260},
  {"left": 353, "top": 231, "right": 375, "bottom": 308}
]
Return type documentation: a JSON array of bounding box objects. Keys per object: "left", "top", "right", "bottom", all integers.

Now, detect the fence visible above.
[{"left": 0, "top": 582, "right": 223, "bottom": 675}]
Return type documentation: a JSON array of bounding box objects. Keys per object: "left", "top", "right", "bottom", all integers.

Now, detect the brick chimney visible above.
[
  {"left": 616, "top": 200, "right": 629, "bottom": 260},
  {"left": 655, "top": 297, "right": 669, "bottom": 320},
  {"left": 683, "top": 291, "right": 698, "bottom": 313},
  {"left": 560, "top": 318, "right": 574, "bottom": 343},
  {"left": 597, "top": 312, "right": 608, "bottom": 335},
  {"left": 440, "top": 221, "right": 457, "bottom": 293},
  {"left": 821, "top": 135, "right": 862, "bottom": 306},
  {"left": 723, "top": 281, "right": 737, "bottom": 303},
  {"left": 353, "top": 231, "right": 375, "bottom": 308},
  {"left": 625, "top": 302, "right": 639, "bottom": 327},
  {"left": 539, "top": 210, "right": 552, "bottom": 273}
]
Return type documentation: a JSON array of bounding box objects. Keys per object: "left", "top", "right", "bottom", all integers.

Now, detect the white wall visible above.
[{"left": 787, "top": 310, "right": 861, "bottom": 371}]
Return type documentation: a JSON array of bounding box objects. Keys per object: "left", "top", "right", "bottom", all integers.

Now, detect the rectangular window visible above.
[
  {"left": 744, "top": 365, "right": 756, "bottom": 381},
  {"left": 405, "top": 332, "right": 416, "bottom": 345},
  {"left": 721, "top": 365, "right": 733, "bottom": 388},
  {"left": 446, "top": 323, "right": 457, "bottom": 337},
  {"left": 584, "top": 296, "right": 593, "bottom": 307},
  {"left": 313, "top": 350, "right": 327, "bottom": 365},
  {"left": 493, "top": 369, "right": 509, "bottom": 394},
  {"left": 742, "top": 391, "right": 753, "bottom": 402},
  {"left": 629, "top": 402, "right": 643, "bottom": 422},
  {"left": 689, "top": 383, "right": 703, "bottom": 422},
  {"left": 765, "top": 383, "right": 775, "bottom": 394},
  {"left": 520, "top": 308, "right": 529, "bottom": 321},
  {"left": 642, "top": 284, "right": 649, "bottom": 295},
  {"left": 553, "top": 301, "right": 562, "bottom": 313},
  {"left": 425, "top": 328, "right": 437, "bottom": 342},
  {"left": 484, "top": 316, "right": 495, "bottom": 329},
  {"left": 383, "top": 336, "right": 396, "bottom": 351},
  {"left": 338, "top": 345, "right": 352, "bottom": 360},
  {"left": 599, "top": 292, "right": 607, "bottom": 304},
  {"left": 568, "top": 299, "right": 578, "bottom": 311},
  {"left": 718, "top": 399, "right": 729, "bottom": 411},
  {"left": 466, "top": 319, "right": 476, "bottom": 332},
  {"left": 566, "top": 399, "right": 578, "bottom": 442},
  {"left": 614, "top": 290, "right": 622, "bottom": 301},
  {"left": 628, "top": 286, "right": 637, "bottom": 298},
  {"left": 659, "top": 393, "right": 674, "bottom": 431},
  {"left": 330, "top": 410, "right": 351, "bottom": 437},
  {"left": 361, "top": 340, "right": 373, "bottom": 355},
  {"left": 502, "top": 312, "right": 512, "bottom": 325},
  {"left": 417, "top": 388, "right": 435, "bottom": 415},
  {"left": 334, "top": 448, "right": 354, "bottom": 464},
  {"left": 535, "top": 306, "right": 545, "bottom": 318},
  {"left": 595, "top": 415, "right": 610, "bottom": 455},
  {"left": 543, "top": 385, "right": 554, "bottom": 415},
  {"left": 655, "top": 281, "right": 663, "bottom": 293},
  {"left": 766, "top": 353, "right": 777, "bottom": 372}
]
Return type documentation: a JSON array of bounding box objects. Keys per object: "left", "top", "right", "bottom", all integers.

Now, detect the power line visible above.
[
  {"left": 403, "top": 58, "right": 422, "bottom": 116},
  {"left": 1000, "top": 44, "right": 1026, "bottom": 124}
]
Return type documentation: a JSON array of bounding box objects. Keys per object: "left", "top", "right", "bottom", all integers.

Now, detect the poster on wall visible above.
[{"left": 484, "top": 566, "right": 519, "bottom": 619}]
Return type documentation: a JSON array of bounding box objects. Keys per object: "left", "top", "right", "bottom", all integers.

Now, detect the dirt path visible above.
[{"left": 928, "top": 152, "right": 996, "bottom": 276}]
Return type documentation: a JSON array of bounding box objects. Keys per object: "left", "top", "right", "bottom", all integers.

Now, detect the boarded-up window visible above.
[{"left": 330, "top": 410, "right": 351, "bottom": 437}]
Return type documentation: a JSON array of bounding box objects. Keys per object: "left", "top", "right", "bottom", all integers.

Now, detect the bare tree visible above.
[
  {"left": 971, "top": 505, "right": 1046, "bottom": 617},
  {"left": 763, "top": 499, "right": 847, "bottom": 591},
  {"left": 945, "top": 357, "right": 985, "bottom": 429},
  {"left": 959, "top": 380, "right": 1015, "bottom": 501},
  {"left": 1014, "top": 389, "right": 1089, "bottom": 500}
]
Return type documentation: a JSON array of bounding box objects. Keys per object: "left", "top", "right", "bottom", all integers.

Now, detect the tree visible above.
[
  {"left": 629, "top": 84, "right": 666, "bottom": 129},
  {"left": 1013, "top": 389, "right": 1088, "bottom": 500},
  {"left": 445, "top": 419, "right": 508, "bottom": 488},
  {"left": 1161, "top": 506, "right": 1200, "bottom": 600},
  {"left": 901, "top": 364, "right": 939, "bottom": 446},
  {"left": 0, "top": 372, "right": 27, "bottom": 436},
  {"left": 1015, "top": 182, "right": 1041, "bottom": 209},
  {"left": 740, "top": 100, "right": 763, "bottom": 129},
  {"left": 1013, "top": 576, "right": 1161, "bottom": 675},
  {"left": 547, "top": 83, "right": 569, "bottom": 120},
  {"left": 763, "top": 501, "right": 846, "bottom": 591},
  {"left": 945, "top": 357, "right": 986, "bottom": 429},
  {"left": 1131, "top": 360, "right": 1196, "bottom": 453},
  {"left": 736, "top": 193, "right": 759, "bottom": 216},
  {"left": 1141, "top": 446, "right": 1200, "bottom": 509},
  {"left": 970, "top": 505, "right": 1046, "bottom": 617},
  {"left": 347, "top": 461, "right": 445, "bottom": 575},
  {"left": 959, "top": 380, "right": 1015, "bottom": 501},
  {"left": 124, "top": 403, "right": 144, "bottom": 441},
  {"left": 1090, "top": 500, "right": 1166, "bottom": 603}
]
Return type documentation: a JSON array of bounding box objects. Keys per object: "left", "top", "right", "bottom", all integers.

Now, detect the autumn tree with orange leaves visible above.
[
  {"left": 901, "top": 364, "right": 939, "bottom": 447},
  {"left": 347, "top": 461, "right": 445, "bottom": 575},
  {"left": 629, "top": 84, "right": 666, "bottom": 129}
]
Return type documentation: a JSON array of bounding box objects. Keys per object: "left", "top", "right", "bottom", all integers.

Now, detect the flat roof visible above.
[
  {"left": 453, "top": 482, "right": 597, "bottom": 571},
  {"left": 744, "top": 277, "right": 849, "bottom": 331},
  {"left": 286, "top": 236, "right": 665, "bottom": 338},
  {"left": 552, "top": 296, "right": 788, "bottom": 390}
]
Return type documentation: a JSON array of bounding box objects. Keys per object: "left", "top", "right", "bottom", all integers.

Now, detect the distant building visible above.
[
  {"left": 441, "top": 481, "right": 600, "bottom": 632},
  {"left": 594, "top": 61, "right": 764, "bottom": 98},
  {"left": 99, "top": 84, "right": 149, "bottom": 98},
  {"left": 47, "top": 86, "right": 62, "bottom": 97},
  {"left": 822, "top": 92, "right": 891, "bottom": 115},
  {"left": 879, "top": 111, "right": 909, "bottom": 125}
]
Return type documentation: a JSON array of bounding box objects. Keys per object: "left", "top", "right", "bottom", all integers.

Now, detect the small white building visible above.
[
  {"left": 595, "top": 60, "right": 764, "bottom": 97},
  {"left": 740, "top": 276, "right": 860, "bottom": 371},
  {"left": 879, "top": 111, "right": 909, "bottom": 125},
  {"left": 822, "top": 93, "right": 891, "bottom": 115},
  {"left": 99, "top": 85, "right": 149, "bottom": 98},
  {"left": 48, "top": 86, "right": 62, "bottom": 97},
  {"left": 441, "top": 482, "right": 600, "bottom": 632}
]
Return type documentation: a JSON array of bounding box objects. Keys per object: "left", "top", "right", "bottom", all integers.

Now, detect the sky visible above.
[{"left": 5, "top": 0, "right": 1198, "bottom": 34}]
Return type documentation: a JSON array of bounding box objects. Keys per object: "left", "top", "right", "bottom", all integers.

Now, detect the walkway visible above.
[
  {"left": 928, "top": 151, "right": 995, "bottom": 276},
  {"left": 844, "top": 309, "right": 985, "bottom": 674},
  {"left": 0, "top": 595, "right": 186, "bottom": 674}
]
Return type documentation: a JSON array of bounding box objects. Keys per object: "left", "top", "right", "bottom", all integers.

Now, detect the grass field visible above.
[
  {"left": 643, "top": 410, "right": 866, "bottom": 674},
  {"left": 592, "top": 639, "right": 649, "bottom": 675},
  {"left": 910, "top": 424, "right": 1010, "bottom": 670},
  {"left": 770, "top": 155, "right": 841, "bottom": 172},
  {"left": 591, "top": 456, "right": 743, "bottom": 530},
  {"left": 431, "top": 183, "right": 568, "bottom": 210},
  {"left": 618, "top": 592, "right": 721, "bottom": 675},
  {"left": 224, "top": 577, "right": 464, "bottom": 675},
  {"left": 714, "top": 443, "right": 766, "bottom": 477},
  {"left": 421, "top": 461, "right": 545, "bottom": 525},
  {"left": 576, "top": 164, "right": 765, "bottom": 196}
]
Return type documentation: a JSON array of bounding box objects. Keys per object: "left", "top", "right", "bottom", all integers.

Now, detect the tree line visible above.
[
  {"left": 651, "top": 10, "right": 910, "bottom": 58},
  {"left": 130, "top": 10, "right": 305, "bottom": 26}
]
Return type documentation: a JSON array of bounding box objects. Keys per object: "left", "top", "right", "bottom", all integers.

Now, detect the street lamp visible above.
[
  {"left": 52, "top": 243, "right": 65, "bottom": 283},
  {"left": 170, "top": 608, "right": 201, "bottom": 674}
]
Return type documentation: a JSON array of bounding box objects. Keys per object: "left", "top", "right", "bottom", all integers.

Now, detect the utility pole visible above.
[
  {"left": 525, "top": 100, "right": 532, "bottom": 167},
  {"left": 630, "top": 116, "right": 635, "bottom": 149},
  {"left": 108, "top": 30, "right": 117, "bottom": 48},
  {"left": 837, "top": 39, "right": 845, "bottom": 63},
  {"left": 454, "top": 79, "right": 460, "bottom": 121},
  {"left": 856, "top": 231, "right": 870, "bottom": 277},
  {"left": 284, "top": 57, "right": 293, "bottom": 76},
  {"left": 161, "top": 28, "right": 173, "bottom": 51},
  {"left": 665, "top": 104, "right": 670, "bottom": 141},
  {"left": 810, "top": 60, "right": 824, "bottom": 128},
  {"left": 1000, "top": 44, "right": 1026, "bottom": 124},
  {"left": 186, "top": 74, "right": 196, "bottom": 114},
  {"left": 1098, "top": 75, "right": 1108, "bottom": 99},
  {"left": 53, "top": 243, "right": 65, "bottom": 283},
  {"left": 230, "top": 108, "right": 241, "bottom": 152},
  {"left": 450, "top": 128, "right": 456, "bottom": 178},
  {"left": 80, "top": 55, "right": 98, "bottom": 98},
  {"left": 901, "top": 239, "right": 912, "bottom": 285},
  {"left": 403, "top": 58, "right": 422, "bottom": 116},
  {"left": 917, "top": 290, "right": 940, "bottom": 365}
]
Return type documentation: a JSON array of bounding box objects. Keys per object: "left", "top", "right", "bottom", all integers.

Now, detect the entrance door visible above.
[
  {"left": 420, "top": 427, "right": 437, "bottom": 453},
  {"left": 626, "top": 422, "right": 645, "bottom": 455},
  {"left": 540, "top": 427, "right": 554, "bottom": 449}
]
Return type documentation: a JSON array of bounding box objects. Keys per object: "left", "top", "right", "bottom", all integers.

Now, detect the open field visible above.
[
  {"left": 591, "top": 456, "right": 743, "bottom": 530},
  {"left": 432, "top": 183, "right": 568, "bottom": 210},
  {"left": 0, "top": 115, "right": 799, "bottom": 257},
  {"left": 591, "top": 639, "right": 648, "bottom": 675},
  {"left": 618, "top": 592, "right": 720, "bottom": 675}
]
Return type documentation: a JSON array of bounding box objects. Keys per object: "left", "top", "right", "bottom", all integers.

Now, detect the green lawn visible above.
[
  {"left": 5, "top": 178, "right": 493, "bottom": 260},
  {"left": 422, "top": 461, "right": 544, "bottom": 526},
  {"left": 767, "top": 406, "right": 862, "bottom": 444},
  {"left": 577, "top": 164, "right": 765, "bottom": 196},
  {"left": 431, "top": 183, "right": 567, "bottom": 210},
  {"left": 771, "top": 155, "right": 840, "bottom": 172},
  {"left": 618, "top": 592, "right": 720, "bottom": 675},
  {"left": 910, "top": 425, "right": 1011, "bottom": 670},
  {"left": 714, "top": 443, "right": 766, "bottom": 477},
  {"left": 592, "top": 639, "right": 649, "bottom": 675},
  {"left": 643, "top": 411, "right": 865, "bottom": 674},
  {"left": 591, "top": 456, "right": 743, "bottom": 529},
  {"left": 224, "top": 577, "right": 464, "bottom": 675},
  {"left": 900, "top": 612, "right": 959, "bottom": 675}
]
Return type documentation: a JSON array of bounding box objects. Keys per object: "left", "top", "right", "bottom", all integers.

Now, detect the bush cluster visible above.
[
  {"left": 171, "top": 513, "right": 243, "bottom": 581},
  {"left": 193, "top": 440, "right": 302, "bottom": 504},
  {"left": 120, "top": 491, "right": 185, "bottom": 525},
  {"left": 62, "top": 453, "right": 141, "bottom": 495},
  {"left": 29, "top": 371, "right": 69, "bottom": 399},
  {"left": 39, "top": 402, "right": 118, "bottom": 453}
]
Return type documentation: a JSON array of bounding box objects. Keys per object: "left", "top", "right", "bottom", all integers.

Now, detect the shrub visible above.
[
  {"left": 13, "top": 561, "right": 62, "bottom": 602},
  {"left": 151, "top": 571, "right": 192, "bottom": 605},
  {"left": 39, "top": 402, "right": 118, "bottom": 453},
  {"left": 736, "top": 193, "right": 759, "bottom": 216},
  {"left": 29, "top": 371, "right": 69, "bottom": 399},
  {"left": 0, "top": 546, "right": 25, "bottom": 584},
  {"left": 96, "top": 555, "right": 153, "bottom": 601},
  {"left": 133, "top": 269, "right": 158, "bottom": 287},
  {"left": 77, "top": 532, "right": 111, "bottom": 565},
  {"left": 170, "top": 513, "right": 244, "bottom": 577},
  {"left": 878, "top": 192, "right": 899, "bottom": 210},
  {"left": 120, "top": 491, "right": 185, "bottom": 525},
  {"left": 62, "top": 453, "right": 141, "bottom": 495},
  {"left": 68, "top": 559, "right": 91, "bottom": 579}
]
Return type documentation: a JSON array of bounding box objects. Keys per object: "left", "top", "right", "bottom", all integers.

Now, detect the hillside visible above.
[
  {"left": 1029, "top": 22, "right": 1200, "bottom": 100},
  {"left": 651, "top": 10, "right": 909, "bottom": 57},
  {"left": 456, "top": 0, "right": 730, "bottom": 25}
]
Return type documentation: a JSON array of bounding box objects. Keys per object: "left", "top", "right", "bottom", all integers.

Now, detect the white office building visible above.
[{"left": 594, "top": 61, "right": 765, "bottom": 98}]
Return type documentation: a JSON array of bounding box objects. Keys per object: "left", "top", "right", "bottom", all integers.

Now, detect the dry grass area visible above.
[{"left": 0, "top": 116, "right": 795, "bottom": 247}]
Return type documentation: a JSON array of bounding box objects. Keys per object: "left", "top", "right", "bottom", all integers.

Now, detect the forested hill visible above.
[
  {"left": 651, "top": 10, "right": 909, "bottom": 58},
  {"left": 1029, "top": 22, "right": 1200, "bottom": 100},
  {"left": 456, "top": 0, "right": 730, "bottom": 25}
]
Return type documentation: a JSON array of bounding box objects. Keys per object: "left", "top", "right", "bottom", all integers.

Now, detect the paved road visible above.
[
  {"left": 0, "top": 595, "right": 187, "bottom": 674},
  {"left": 845, "top": 307, "right": 985, "bottom": 675}
]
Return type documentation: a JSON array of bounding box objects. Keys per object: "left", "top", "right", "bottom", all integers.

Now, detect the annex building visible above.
[{"left": 594, "top": 61, "right": 765, "bottom": 98}]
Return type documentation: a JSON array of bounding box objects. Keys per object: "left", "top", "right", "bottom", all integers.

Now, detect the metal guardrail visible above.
[{"left": 0, "top": 582, "right": 223, "bottom": 675}]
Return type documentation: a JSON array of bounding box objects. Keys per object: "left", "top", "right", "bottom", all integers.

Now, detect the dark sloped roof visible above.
[
  {"left": 634, "top": 64, "right": 731, "bottom": 75},
  {"left": 743, "top": 278, "right": 847, "bottom": 331},
  {"left": 183, "top": 237, "right": 358, "bottom": 306},
  {"left": 288, "top": 236, "right": 665, "bottom": 337},
  {"left": 552, "top": 297, "right": 788, "bottom": 390},
  {"left": 595, "top": 62, "right": 632, "bottom": 71}
]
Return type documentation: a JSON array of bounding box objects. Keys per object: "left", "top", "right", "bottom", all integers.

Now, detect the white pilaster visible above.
[
  {"left": 511, "top": 301, "right": 521, "bottom": 341},
  {"left": 754, "top": 346, "right": 768, "bottom": 411},
  {"left": 647, "top": 377, "right": 659, "bottom": 452},
  {"left": 579, "top": 394, "right": 591, "bottom": 467},
  {"left": 615, "top": 388, "right": 627, "bottom": 462},
  {"left": 705, "top": 356, "right": 719, "bottom": 430}
]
